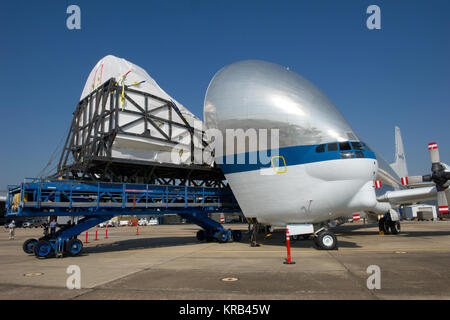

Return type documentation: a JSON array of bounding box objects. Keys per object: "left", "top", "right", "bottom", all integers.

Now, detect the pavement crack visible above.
[{"left": 326, "top": 251, "right": 380, "bottom": 300}]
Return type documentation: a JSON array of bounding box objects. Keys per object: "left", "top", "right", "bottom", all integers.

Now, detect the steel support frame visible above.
[{"left": 52, "top": 214, "right": 113, "bottom": 241}]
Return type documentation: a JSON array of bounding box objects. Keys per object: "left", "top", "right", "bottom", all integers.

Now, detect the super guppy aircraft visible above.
[{"left": 203, "top": 60, "right": 450, "bottom": 250}]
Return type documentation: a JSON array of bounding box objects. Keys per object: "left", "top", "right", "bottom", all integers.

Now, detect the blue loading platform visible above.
[{"left": 6, "top": 178, "right": 242, "bottom": 258}]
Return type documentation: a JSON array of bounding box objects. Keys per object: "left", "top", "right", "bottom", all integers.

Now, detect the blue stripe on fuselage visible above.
[{"left": 217, "top": 144, "right": 376, "bottom": 174}]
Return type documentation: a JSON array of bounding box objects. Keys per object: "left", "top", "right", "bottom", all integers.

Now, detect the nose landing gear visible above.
[{"left": 313, "top": 229, "right": 338, "bottom": 250}]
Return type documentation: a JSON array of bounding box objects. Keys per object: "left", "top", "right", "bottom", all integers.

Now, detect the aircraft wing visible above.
[
  {"left": 376, "top": 186, "right": 441, "bottom": 205},
  {"left": 402, "top": 182, "right": 435, "bottom": 189}
]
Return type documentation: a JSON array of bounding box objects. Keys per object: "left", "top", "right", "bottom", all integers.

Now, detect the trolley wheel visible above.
[
  {"left": 66, "top": 239, "right": 83, "bottom": 256},
  {"left": 34, "top": 240, "right": 53, "bottom": 258},
  {"left": 196, "top": 229, "right": 206, "bottom": 241},
  {"left": 23, "top": 238, "right": 38, "bottom": 254},
  {"left": 389, "top": 221, "right": 401, "bottom": 235},
  {"left": 314, "top": 230, "right": 338, "bottom": 250},
  {"left": 217, "top": 230, "right": 228, "bottom": 243},
  {"left": 232, "top": 230, "right": 242, "bottom": 242}
]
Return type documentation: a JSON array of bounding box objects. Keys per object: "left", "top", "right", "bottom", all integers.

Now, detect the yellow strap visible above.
[
  {"left": 121, "top": 85, "right": 125, "bottom": 111},
  {"left": 116, "top": 71, "right": 131, "bottom": 111}
]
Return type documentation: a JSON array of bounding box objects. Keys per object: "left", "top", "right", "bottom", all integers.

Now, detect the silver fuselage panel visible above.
[{"left": 204, "top": 60, "right": 358, "bottom": 152}]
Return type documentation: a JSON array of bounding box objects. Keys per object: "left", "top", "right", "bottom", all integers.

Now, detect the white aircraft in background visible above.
[{"left": 203, "top": 60, "right": 449, "bottom": 250}]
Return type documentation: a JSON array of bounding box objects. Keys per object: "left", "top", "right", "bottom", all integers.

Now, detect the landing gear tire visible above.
[
  {"left": 379, "top": 217, "right": 391, "bottom": 234},
  {"left": 34, "top": 240, "right": 52, "bottom": 258},
  {"left": 232, "top": 230, "right": 242, "bottom": 242},
  {"left": 389, "top": 221, "right": 401, "bottom": 235},
  {"left": 314, "top": 230, "right": 338, "bottom": 250},
  {"left": 23, "top": 238, "right": 38, "bottom": 254},
  {"left": 196, "top": 230, "right": 206, "bottom": 241},
  {"left": 66, "top": 239, "right": 83, "bottom": 256}
]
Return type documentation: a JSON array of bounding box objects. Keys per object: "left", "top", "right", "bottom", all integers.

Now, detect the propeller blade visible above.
[
  {"left": 437, "top": 191, "right": 449, "bottom": 214},
  {"left": 428, "top": 142, "right": 440, "bottom": 164}
]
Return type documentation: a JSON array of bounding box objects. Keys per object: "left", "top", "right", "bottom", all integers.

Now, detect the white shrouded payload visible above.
[{"left": 77, "top": 55, "right": 212, "bottom": 166}]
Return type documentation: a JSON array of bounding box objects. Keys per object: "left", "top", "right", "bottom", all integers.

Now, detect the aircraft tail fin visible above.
[{"left": 390, "top": 126, "right": 408, "bottom": 178}]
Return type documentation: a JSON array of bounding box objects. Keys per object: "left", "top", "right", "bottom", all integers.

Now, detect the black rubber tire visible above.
[
  {"left": 66, "top": 239, "right": 83, "bottom": 256},
  {"left": 315, "top": 231, "right": 338, "bottom": 250},
  {"left": 390, "top": 221, "right": 401, "bottom": 235},
  {"left": 232, "top": 230, "right": 242, "bottom": 242},
  {"left": 378, "top": 218, "right": 384, "bottom": 231},
  {"left": 196, "top": 230, "right": 206, "bottom": 241},
  {"left": 34, "top": 240, "right": 53, "bottom": 258},
  {"left": 23, "top": 238, "right": 38, "bottom": 254},
  {"left": 379, "top": 217, "right": 391, "bottom": 234}
]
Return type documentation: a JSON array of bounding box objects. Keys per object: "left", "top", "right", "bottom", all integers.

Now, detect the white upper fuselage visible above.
[{"left": 204, "top": 60, "right": 398, "bottom": 226}]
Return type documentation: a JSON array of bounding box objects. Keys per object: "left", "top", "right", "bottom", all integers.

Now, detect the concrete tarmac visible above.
[{"left": 1, "top": 221, "right": 450, "bottom": 300}]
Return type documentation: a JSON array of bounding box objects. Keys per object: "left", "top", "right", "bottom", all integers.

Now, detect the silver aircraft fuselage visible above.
[{"left": 204, "top": 60, "right": 398, "bottom": 226}]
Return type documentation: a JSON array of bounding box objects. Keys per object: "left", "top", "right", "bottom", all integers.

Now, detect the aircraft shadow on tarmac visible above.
[
  {"left": 252, "top": 231, "right": 362, "bottom": 249},
  {"left": 82, "top": 231, "right": 362, "bottom": 255},
  {"left": 331, "top": 223, "right": 450, "bottom": 238},
  {"left": 83, "top": 236, "right": 201, "bottom": 254},
  {"left": 81, "top": 223, "right": 450, "bottom": 255}
]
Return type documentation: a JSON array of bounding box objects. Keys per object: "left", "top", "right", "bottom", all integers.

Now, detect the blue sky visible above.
[{"left": 0, "top": 0, "right": 449, "bottom": 189}]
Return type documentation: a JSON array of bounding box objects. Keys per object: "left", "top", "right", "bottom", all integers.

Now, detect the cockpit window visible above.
[
  {"left": 351, "top": 141, "right": 362, "bottom": 150},
  {"left": 327, "top": 143, "right": 338, "bottom": 152},
  {"left": 350, "top": 141, "right": 372, "bottom": 151},
  {"left": 315, "top": 144, "right": 325, "bottom": 153},
  {"left": 361, "top": 142, "right": 371, "bottom": 151},
  {"left": 339, "top": 142, "right": 351, "bottom": 151}
]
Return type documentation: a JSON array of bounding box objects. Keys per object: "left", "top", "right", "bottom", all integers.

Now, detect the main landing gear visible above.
[{"left": 378, "top": 215, "right": 401, "bottom": 235}]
